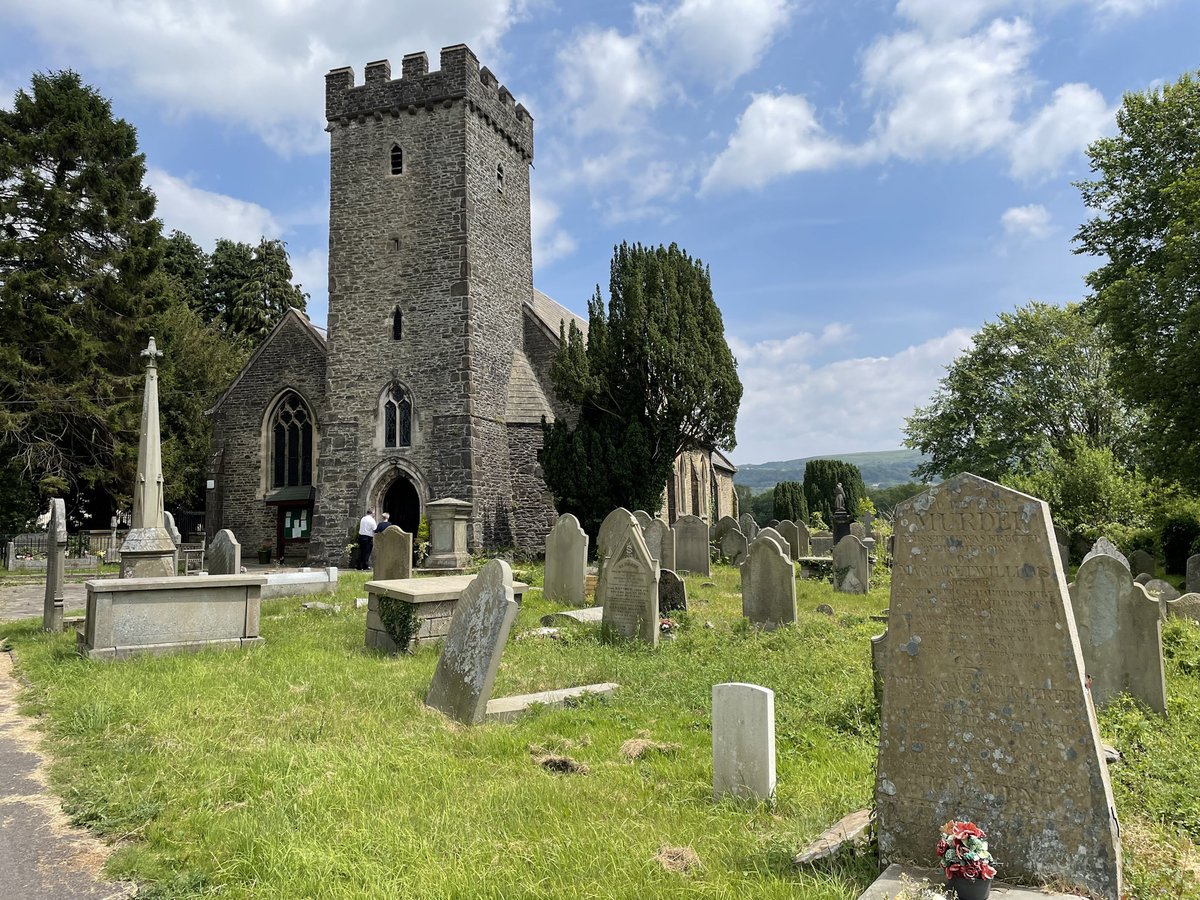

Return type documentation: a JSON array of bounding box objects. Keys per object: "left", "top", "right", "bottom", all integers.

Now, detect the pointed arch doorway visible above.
[{"left": 383, "top": 473, "right": 421, "bottom": 536}]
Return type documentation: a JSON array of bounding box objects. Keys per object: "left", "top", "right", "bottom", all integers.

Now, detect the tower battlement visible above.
[{"left": 325, "top": 44, "right": 533, "bottom": 159}]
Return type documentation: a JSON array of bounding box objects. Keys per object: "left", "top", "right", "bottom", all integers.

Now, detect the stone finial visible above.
[{"left": 141, "top": 336, "right": 162, "bottom": 365}]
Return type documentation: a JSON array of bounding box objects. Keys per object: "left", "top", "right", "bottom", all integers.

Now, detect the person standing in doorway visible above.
[
  {"left": 357, "top": 508, "right": 377, "bottom": 570},
  {"left": 374, "top": 512, "right": 391, "bottom": 534}
]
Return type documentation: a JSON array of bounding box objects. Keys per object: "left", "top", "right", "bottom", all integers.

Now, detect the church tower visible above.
[{"left": 308, "top": 46, "right": 535, "bottom": 561}]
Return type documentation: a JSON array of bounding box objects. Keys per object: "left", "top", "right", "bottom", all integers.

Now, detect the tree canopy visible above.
[
  {"left": 802, "top": 459, "right": 867, "bottom": 526},
  {"left": 541, "top": 242, "right": 742, "bottom": 537},
  {"left": 772, "top": 481, "right": 807, "bottom": 523}
]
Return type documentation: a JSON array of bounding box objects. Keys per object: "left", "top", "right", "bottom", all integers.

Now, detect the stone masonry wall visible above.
[{"left": 507, "top": 423, "right": 558, "bottom": 554}]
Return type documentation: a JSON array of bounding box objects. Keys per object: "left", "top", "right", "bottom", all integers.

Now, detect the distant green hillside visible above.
[{"left": 734, "top": 449, "right": 927, "bottom": 492}]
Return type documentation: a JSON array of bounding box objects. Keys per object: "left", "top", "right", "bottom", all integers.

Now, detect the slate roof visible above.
[
  {"left": 505, "top": 350, "right": 554, "bottom": 424},
  {"left": 712, "top": 448, "right": 737, "bottom": 474},
  {"left": 526, "top": 288, "right": 588, "bottom": 342}
]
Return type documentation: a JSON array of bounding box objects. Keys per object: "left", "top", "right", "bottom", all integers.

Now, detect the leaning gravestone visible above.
[
  {"left": 1188, "top": 554, "right": 1200, "bottom": 594},
  {"left": 832, "top": 535, "right": 869, "bottom": 595},
  {"left": 710, "top": 515, "right": 740, "bottom": 544},
  {"left": 741, "top": 535, "right": 796, "bottom": 630},
  {"left": 424, "top": 559, "right": 519, "bottom": 725},
  {"left": 1070, "top": 554, "right": 1166, "bottom": 716},
  {"left": 373, "top": 525, "right": 413, "bottom": 581},
  {"left": 1130, "top": 549, "right": 1156, "bottom": 579},
  {"left": 596, "top": 508, "right": 638, "bottom": 604},
  {"left": 875, "top": 474, "right": 1122, "bottom": 900},
  {"left": 544, "top": 514, "right": 588, "bottom": 607},
  {"left": 720, "top": 528, "right": 748, "bottom": 566},
  {"left": 207, "top": 529, "right": 242, "bottom": 576},
  {"left": 658, "top": 568, "right": 687, "bottom": 614},
  {"left": 1082, "top": 537, "right": 1130, "bottom": 571},
  {"left": 712, "top": 683, "right": 776, "bottom": 802},
  {"left": 673, "top": 515, "right": 710, "bottom": 576},
  {"left": 633, "top": 510, "right": 653, "bottom": 530},
  {"left": 757, "top": 526, "right": 790, "bottom": 560},
  {"left": 643, "top": 518, "right": 675, "bottom": 572},
  {"left": 738, "top": 513, "right": 759, "bottom": 541},
  {"left": 42, "top": 498, "right": 67, "bottom": 632},
  {"left": 600, "top": 523, "right": 660, "bottom": 645}
]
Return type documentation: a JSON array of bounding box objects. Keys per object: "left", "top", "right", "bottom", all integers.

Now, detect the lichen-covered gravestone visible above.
[
  {"left": 832, "top": 535, "right": 869, "bottom": 595},
  {"left": 424, "top": 559, "right": 519, "bottom": 725},
  {"left": 875, "top": 474, "right": 1122, "bottom": 900},
  {"left": 373, "top": 525, "right": 413, "bottom": 581},
  {"left": 1163, "top": 593, "right": 1200, "bottom": 624},
  {"left": 633, "top": 510, "right": 653, "bottom": 530},
  {"left": 658, "top": 568, "right": 687, "bottom": 614},
  {"left": 741, "top": 535, "right": 796, "bottom": 630},
  {"left": 757, "top": 526, "right": 791, "bottom": 560},
  {"left": 600, "top": 521, "right": 660, "bottom": 645},
  {"left": 42, "top": 498, "right": 66, "bottom": 632},
  {"left": 710, "top": 515, "right": 740, "bottom": 544},
  {"left": 596, "top": 508, "right": 638, "bottom": 605},
  {"left": 1070, "top": 553, "right": 1166, "bottom": 716},
  {"left": 207, "top": 529, "right": 242, "bottom": 576},
  {"left": 738, "top": 513, "right": 759, "bottom": 542},
  {"left": 720, "top": 528, "right": 748, "bottom": 566},
  {"left": 712, "top": 683, "right": 775, "bottom": 802},
  {"left": 643, "top": 518, "right": 675, "bottom": 572},
  {"left": 1082, "top": 537, "right": 1129, "bottom": 571},
  {"left": 1129, "top": 549, "right": 1156, "bottom": 579},
  {"left": 1187, "top": 554, "right": 1200, "bottom": 594},
  {"left": 544, "top": 514, "right": 588, "bottom": 607},
  {"left": 672, "top": 514, "right": 710, "bottom": 576}
]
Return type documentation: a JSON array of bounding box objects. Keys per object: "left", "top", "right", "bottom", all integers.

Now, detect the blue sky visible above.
[{"left": 2, "top": 0, "right": 1196, "bottom": 465}]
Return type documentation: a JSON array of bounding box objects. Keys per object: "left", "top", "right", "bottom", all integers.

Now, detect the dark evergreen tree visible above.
[
  {"left": 803, "top": 459, "right": 867, "bottom": 526},
  {"left": 207, "top": 238, "right": 255, "bottom": 332},
  {"left": 771, "top": 480, "right": 807, "bottom": 522},
  {"left": 542, "top": 242, "right": 742, "bottom": 539},
  {"left": 161, "top": 230, "right": 209, "bottom": 316},
  {"left": 229, "top": 237, "right": 308, "bottom": 344}
]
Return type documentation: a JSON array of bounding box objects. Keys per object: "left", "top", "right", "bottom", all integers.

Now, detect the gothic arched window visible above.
[
  {"left": 390, "top": 144, "right": 404, "bottom": 176},
  {"left": 384, "top": 385, "right": 412, "bottom": 448},
  {"left": 392, "top": 306, "right": 403, "bottom": 341},
  {"left": 271, "top": 391, "right": 313, "bottom": 488}
]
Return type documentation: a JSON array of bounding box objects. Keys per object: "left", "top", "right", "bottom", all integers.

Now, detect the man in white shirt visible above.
[{"left": 357, "top": 509, "right": 377, "bottom": 570}]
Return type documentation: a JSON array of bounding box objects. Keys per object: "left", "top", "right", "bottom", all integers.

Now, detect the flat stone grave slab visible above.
[
  {"left": 365, "top": 574, "right": 529, "bottom": 653},
  {"left": 857, "top": 864, "right": 1085, "bottom": 899},
  {"left": 540, "top": 606, "right": 603, "bottom": 627},
  {"left": 484, "top": 682, "right": 619, "bottom": 723}
]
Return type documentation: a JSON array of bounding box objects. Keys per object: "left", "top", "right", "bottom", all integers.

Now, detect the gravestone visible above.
[
  {"left": 1129, "top": 549, "right": 1156, "bottom": 579},
  {"left": 738, "top": 513, "right": 759, "bottom": 541},
  {"left": 811, "top": 532, "right": 833, "bottom": 557},
  {"left": 596, "top": 508, "right": 638, "bottom": 605},
  {"left": 424, "top": 559, "right": 519, "bottom": 725},
  {"left": 1188, "top": 554, "right": 1200, "bottom": 594},
  {"left": 1083, "top": 537, "right": 1130, "bottom": 571},
  {"left": 757, "top": 526, "right": 791, "bottom": 560},
  {"left": 373, "top": 525, "right": 413, "bottom": 581},
  {"left": 777, "top": 520, "right": 803, "bottom": 560},
  {"left": 600, "top": 524, "right": 659, "bottom": 645},
  {"left": 207, "top": 529, "right": 242, "bottom": 576},
  {"left": 1163, "top": 592, "right": 1200, "bottom": 624},
  {"left": 712, "top": 683, "right": 775, "bottom": 802},
  {"left": 720, "top": 528, "right": 748, "bottom": 566},
  {"left": 1070, "top": 554, "right": 1166, "bottom": 715},
  {"left": 544, "top": 514, "right": 588, "bottom": 607},
  {"left": 673, "top": 514, "right": 710, "bottom": 576},
  {"left": 658, "top": 568, "right": 687, "bottom": 614},
  {"left": 1143, "top": 578, "right": 1181, "bottom": 604},
  {"left": 710, "top": 515, "right": 740, "bottom": 544},
  {"left": 832, "top": 535, "right": 869, "bottom": 595},
  {"left": 1134, "top": 572, "right": 1151, "bottom": 585},
  {"left": 876, "top": 474, "right": 1122, "bottom": 900},
  {"left": 633, "top": 510, "right": 653, "bottom": 530},
  {"left": 162, "top": 510, "right": 182, "bottom": 548},
  {"left": 425, "top": 498, "right": 471, "bottom": 569},
  {"left": 643, "top": 518, "right": 675, "bottom": 572},
  {"left": 767, "top": 519, "right": 780, "bottom": 528},
  {"left": 741, "top": 535, "right": 797, "bottom": 630},
  {"left": 849, "top": 521, "right": 866, "bottom": 540},
  {"left": 42, "top": 498, "right": 66, "bottom": 632}
]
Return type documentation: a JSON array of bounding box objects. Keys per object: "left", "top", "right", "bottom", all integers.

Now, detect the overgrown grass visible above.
[{"left": 2, "top": 566, "right": 1198, "bottom": 898}]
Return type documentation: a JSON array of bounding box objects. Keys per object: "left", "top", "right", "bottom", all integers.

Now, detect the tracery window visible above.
[
  {"left": 384, "top": 385, "right": 412, "bottom": 448},
  {"left": 271, "top": 391, "right": 313, "bottom": 487}
]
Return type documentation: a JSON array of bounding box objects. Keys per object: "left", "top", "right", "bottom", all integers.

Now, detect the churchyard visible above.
[{"left": 2, "top": 537, "right": 1199, "bottom": 898}]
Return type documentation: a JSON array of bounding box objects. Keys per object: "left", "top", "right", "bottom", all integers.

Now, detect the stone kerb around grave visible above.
[
  {"left": 876, "top": 473, "right": 1122, "bottom": 900},
  {"left": 544, "top": 514, "right": 588, "bottom": 607},
  {"left": 741, "top": 535, "right": 796, "bottom": 630},
  {"left": 1069, "top": 553, "right": 1166, "bottom": 716},
  {"left": 673, "top": 514, "right": 710, "bottom": 576}
]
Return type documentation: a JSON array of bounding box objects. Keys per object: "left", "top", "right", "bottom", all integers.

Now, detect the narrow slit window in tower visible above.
[
  {"left": 496, "top": 162, "right": 504, "bottom": 194},
  {"left": 390, "top": 144, "right": 403, "bottom": 176},
  {"left": 392, "top": 307, "right": 403, "bottom": 341}
]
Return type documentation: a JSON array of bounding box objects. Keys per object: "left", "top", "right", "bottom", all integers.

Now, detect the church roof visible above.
[
  {"left": 207, "top": 308, "right": 327, "bottom": 415},
  {"left": 712, "top": 448, "right": 737, "bottom": 473},
  {"left": 526, "top": 288, "right": 587, "bottom": 343},
  {"left": 505, "top": 349, "right": 554, "bottom": 424}
]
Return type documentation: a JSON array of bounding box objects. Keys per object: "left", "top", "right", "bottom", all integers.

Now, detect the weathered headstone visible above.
[
  {"left": 633, "top": 510, "right": 653, "bottom": 530},
  {"left": 1082, "top": 537, "right": 1130, "bottom": 572},
  {"left": 766, "top": 519, "right": 780, "bottom": 528},
  {"left": 643, "top": 518, "right": 675, "bottom": 572},
  {"left": 42, "top": 498, "right": 66, "bottom": 632},
  {"left": 849, "top": 521, "right": 866, "bottom": 540},
  {"left": 1130, "top": 549, "right": 1156, "bottom": 579},
  {"left": 600, "top": 524, "right": 659, "bottom": 645},
  {"left": 1134, "top": 572, "right": 1152, "bottom": 585},
  {"left": 544, "top": 514, "right": 588, "bottom": 607},
  {"left": 832, "top": 535, "right": 869, "bottom": 595},
  {"left": 712, "top": 683, "right": 775, "bottom": 802},
  {"left": 162, "top": 510, "right": 182, "bottom": 548},
  {"left": 658, "top": 568, "right": 687, "bottom": 614},
  {"left": 876, "top": 474, "right": 1122, "bottom": 899},
  {"left": 673, "top": 514, "right": 710, "bottom": 576},
  {"left": 741, "top": 535, "right": 797, "bottom": 630},
  {"left": 710, "top": 515, "right": 740, "bottom": 544},
  {"left": 757, "top": 526, "right": 791, "bottom": 560},
  {"left": 424, "top": 559, "right": 519, "bottom": 725},
  {"left": 1163, "top": 592, "right": 1200, "bottom": 624},
  {"left": 1143, "top": 578, "right": 1181, "bottom": 604},
  {"left": 777, "top": 520, "right": 804, "bottom": 560},
  {"left": 596, "top": 508, "right": 638, "bottom": 604},
  {"left": 720, "top": 528, "right": 748, "bottom": 566},
  {"left": 1187, "top": 554, "right": 1200, "bottom": 594},
  {"left": 1070, "top": 554, "right": 1166, "bottom": 715},
  {"left": 373, "top": 525, "right": 413, "bottom": 581},
  {"left": 738, "top": 513, "right": 759, "bottom": 542},
  {"left": 207, "top": 529, "right": 242, "bottom": 576},
  {"left": 811, "top": 531, "right": 833, "bottom": 557}
]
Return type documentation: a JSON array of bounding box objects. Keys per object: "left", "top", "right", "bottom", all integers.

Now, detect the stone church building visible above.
[{"left": 206, "top": 45, "right": 736, "bottom": 564}]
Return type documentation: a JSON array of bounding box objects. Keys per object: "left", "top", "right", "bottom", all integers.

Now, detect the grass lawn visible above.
[{"left": 2, "top": 564, "right": 1199, "bottom": 899}]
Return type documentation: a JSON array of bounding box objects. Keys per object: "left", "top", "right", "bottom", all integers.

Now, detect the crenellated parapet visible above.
[{"left": 325, "top": 44, "right": 534, "bottom": 160}]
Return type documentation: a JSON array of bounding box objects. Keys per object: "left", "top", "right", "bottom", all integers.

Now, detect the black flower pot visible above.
[{"left": 949, "top": 876, "right": 993, "bottom": 900}]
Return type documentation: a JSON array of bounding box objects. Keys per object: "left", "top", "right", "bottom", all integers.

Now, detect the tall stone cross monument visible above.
[{"left": 118, "top": 337, "right": 177, "bottom": 578}]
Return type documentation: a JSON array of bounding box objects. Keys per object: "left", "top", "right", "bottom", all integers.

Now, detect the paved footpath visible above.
[
  {"left": 0, "top": 583, "right": 86, "bottom": 624},
  {"left": 0, "top": 646, "right": 136, "bottom": 899}
]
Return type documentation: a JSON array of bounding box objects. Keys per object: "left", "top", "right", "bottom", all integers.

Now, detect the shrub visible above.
[{"left": 1160, "top": 501, "right": 1200, "bottom": 573}]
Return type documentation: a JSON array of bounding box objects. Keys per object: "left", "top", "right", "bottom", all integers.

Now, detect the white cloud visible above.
[
  {"left": 147, "top": 168, "right": 280, "bottom": 249},
  {"left": 531, "top": 190, "right": 576, "bottom": 268},
  {"left": 701, "top": 92, "right": 857, "bottom": 192},
  {"left": 5, "top": 0, "right": 527, "bottom": 153},
  {"left": 896, "top": 0, "right": 1165, "bottom": 34},
  {"left": 1009, "top": 83, "right": 1113, "bottom": 180},
  {"left": 729, "top": 327, "right": 974, "bottom": 463},
  {"left": 1000, "top": 203, "right": 1052, "bottom": 238},
  {"left": 558, "top": 28, "right": 659, "bottom": 135}
]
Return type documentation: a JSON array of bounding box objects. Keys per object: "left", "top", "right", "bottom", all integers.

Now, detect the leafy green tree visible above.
[
  {"left": 207, "top": 238, "right": 255, "bottom": 332},
  {"left": 0, "top": 71, "right": 165, "bottom": 519},
  {"left": 772, "top": 480, "right": 807, "bottom": 522},
  {"left": 161, "top": 230, "right": 209, "bottom": 315},
  {"left": 542, "top": 242, "right": 742, "bottom": 538},
  {"left": 229, "top": 237, "right": 308, "bottom": 343},
  {"left": 904, "top": 302, "right": 1134, "bottom": 482},
  {"left": 803, "top": 459, "right": 867, "bottom": 527},
  {"left": 868, "top": 482, "right": 929, "bottom": 516},
  {"left": 1075, "top": 71, "right": 1200, "bottom": 487}
]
